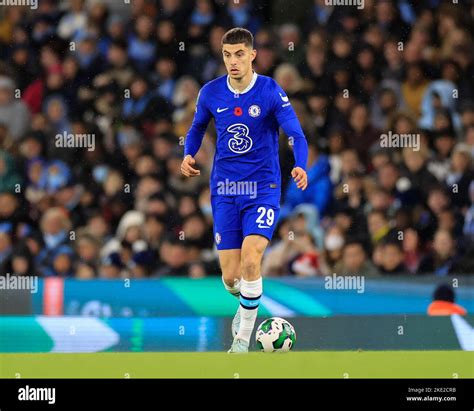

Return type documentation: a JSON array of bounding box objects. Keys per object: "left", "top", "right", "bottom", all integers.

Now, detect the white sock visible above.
[
  {"left": 236, "top": 278, "right": 262, "bottom": 343},
  {"left": 222, "top": 276, "right": 240, "bottom": 298}
]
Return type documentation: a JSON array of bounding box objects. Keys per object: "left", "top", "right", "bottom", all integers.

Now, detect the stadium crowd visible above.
[{"left": 0, "top": 0, "right": 472, "bottom": 279}]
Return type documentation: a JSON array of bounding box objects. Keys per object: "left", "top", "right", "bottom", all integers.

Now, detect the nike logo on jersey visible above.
[
  {"left": 279, "top": 92, "right": 289, "bottom": 102},
  {"left": 217, "top": 107, "right": 229, "bottom": 113}
]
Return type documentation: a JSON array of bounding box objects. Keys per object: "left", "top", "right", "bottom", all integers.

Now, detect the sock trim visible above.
[
  {"left": 239, "top": 303, "right": 259, "bottom": 310},
  {"left": 239, "top": 294, "right": 261, "bottom": 310},
  {"left": 239, "top": 294, "right": 260, "bottom": 300}
]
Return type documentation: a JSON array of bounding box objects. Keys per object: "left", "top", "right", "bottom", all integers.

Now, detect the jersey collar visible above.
[{"left": 226, "top": 71, "right": 258, "bottom": 95}]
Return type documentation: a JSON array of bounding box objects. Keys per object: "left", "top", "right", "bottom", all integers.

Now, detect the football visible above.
[{"left": 255, "top": 317, "right": 296, "bottom": 352}]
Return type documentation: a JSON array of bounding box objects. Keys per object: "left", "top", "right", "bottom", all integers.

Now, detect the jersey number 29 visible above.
[{"left": 256, "top": 207, "right": 274, "bottom": 227}]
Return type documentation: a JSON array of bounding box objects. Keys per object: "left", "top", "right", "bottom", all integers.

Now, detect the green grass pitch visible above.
[{"left": 1, "top": 351, "right": 473, "bottom": 378}]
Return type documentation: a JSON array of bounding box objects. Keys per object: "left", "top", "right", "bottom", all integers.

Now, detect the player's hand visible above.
[
  {"left": 291, "top": 167, "right": 307, "bottom": 190},
  {"left": 181, "top": 155, "right": 200, "bottom": 177}
]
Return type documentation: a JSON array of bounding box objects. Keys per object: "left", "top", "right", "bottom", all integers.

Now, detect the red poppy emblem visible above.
[{"left": 234, "top": 107, "right": 243, "bottom": 116}]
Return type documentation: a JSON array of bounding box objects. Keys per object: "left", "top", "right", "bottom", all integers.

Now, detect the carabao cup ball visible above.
[{"left": 255, "top": 317, "right": 296, "bottom": 352}]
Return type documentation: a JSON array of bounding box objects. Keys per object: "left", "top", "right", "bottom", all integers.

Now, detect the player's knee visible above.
[
  {"left": 222, "top": 271, "right": 240, "bottom": 286},
  {"left": 221, "top": 261, "right": 241, "bottom": 285}
]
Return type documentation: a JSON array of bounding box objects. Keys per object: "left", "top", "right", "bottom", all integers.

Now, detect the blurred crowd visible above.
[{"left": 0, "top": 0, "right": 472, "bottom": 280}]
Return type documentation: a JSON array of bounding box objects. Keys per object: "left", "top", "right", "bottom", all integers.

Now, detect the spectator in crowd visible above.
[
  {"left": 0, "top": 222, "right": 13, "bottom": 266},
  {"left": 75, "top": 231, "right": 101, "bottom": 268},
  {"left": 417, "top": 229, "right": 460, "bottom": 276},
  {"left": 122, "top": 76, "right": 171, "bottom": 127},
  {"left": 367, "top": 210, "right": 394, "bottom": 246},
  {"left": 223, "top": 0, "right": 261, "bottom": 34},
  {"left": 463, "top": 181, "right": 474, "bottom": 244},
  {"left": 187, "top": 0, "right": 217, "bottom": 46},
  {"left": 370, "top": 80, "right": 403, "bottom": 130},
  {"left": 0, "top": 150, "right": 22, "bottom": 193},
  {"left": 379, "top": 240, "right": 407, "bottom": 275},
  {"left": 57, "top": 0, "right": 87, "bottom": 40},
  {"left": 320, "top": 224, "right": 345, "bottom": 274},
  {"left": 277, "top": 24, "right": 305, "bottom": 67},
  {"left": 36, "top": 207, "right": 72, "bottom": 276},
  {"left": 282, "top": 141, "right": 332, "bottom": 218},
  {"left": 427, "top": 283, "right": 466, "bottom": 316},
  {"left": 98, "top": 254, "right": 122, "bottom": 279},
  {"left": 402, "top": 227, "right": 425, "bottom": 274},
  {"left": 429, "top": 128, "right": 457, "bottom": 182},
  {"left": 154, "top": 235, "right": 191, "bottom": 277},
  {"left": 401, "top": 62, "right": 429, "bottom": 118},
  {"left": 400, "top": 146, "right": 439, "bottom": 203},
  {"left": 416, "top": 185, "right": 453, "bottom": 240},
  {"left": 346, "top": 103, "right": 380, "bottom": 165},
  {"left": 128, "top": 14, "right": 156, "bottom": 72},
  {"left": 446, "top": 143, "right": 473, "bottom": 209},
  {"left": 0, "top": 76, "right": 30, "bottom": 140},
  {"left": 339, "top": 240, "right": 380, "bottom": 277},
  {"left": 326, "top": 127, "right": 345, "bottom": 184},
  {"left": 43, "top": 244, "right": 76, "bottom": 277},
  {"left": 273, "top": 62, "right": 307, "bottom": 97},
  {"left": 419, "top": 79, "right": 461, "bottom": 132},
  {"left": 1, "top": 244, "right": 34, "bottom": 276}
]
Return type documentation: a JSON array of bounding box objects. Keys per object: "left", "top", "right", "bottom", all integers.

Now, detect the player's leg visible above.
[
  {"left": 218, "top": 249, "right": 242, "bottom": 338},
  {"left": 229, "top": 196, "right": 280, "bottom": 352},
  {"left": 218, "top": 249, "right": 241, "bottom": 298},
  {"left": 234, "top": 234, "right": 268, "bottom": 346},
  {"left": 211, "top": 195, "right": 243, "bottom": 293},
  {"left": 211, "top": 195, "right": 244, "bottom": 340}
]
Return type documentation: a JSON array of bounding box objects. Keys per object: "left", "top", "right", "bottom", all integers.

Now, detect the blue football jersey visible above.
[{"left": 185, "top": 72, "right": 307, "bottom": 196}]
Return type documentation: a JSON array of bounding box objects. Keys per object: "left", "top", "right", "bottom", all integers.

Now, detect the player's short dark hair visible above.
[{"left": 221, "top": 27, "right": 254, "bottom": 48}]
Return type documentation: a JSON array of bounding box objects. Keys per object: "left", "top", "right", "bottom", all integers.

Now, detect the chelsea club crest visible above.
[{"left": 248, "top": 105, "right": 261, "bottom": 118}]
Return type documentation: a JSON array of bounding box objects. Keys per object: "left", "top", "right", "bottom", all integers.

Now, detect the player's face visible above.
[{"left": 222, "top": 43, "right": 256, "bottom": 79}]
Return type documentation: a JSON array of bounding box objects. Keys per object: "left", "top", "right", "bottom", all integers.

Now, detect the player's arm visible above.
[
  {"left": 281, "top": 118, "right": 308, "bottom": 190},
  {"left": 271, "top": 81, "right": 309, "bottom": 190},
  {"left": 181, "top": 87, "right": 212, "bottom": 177}
]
